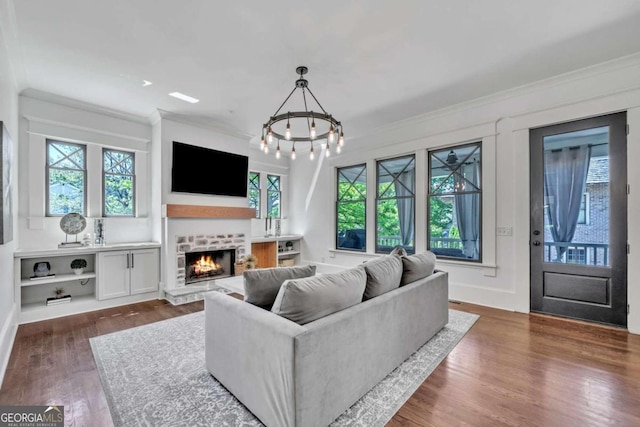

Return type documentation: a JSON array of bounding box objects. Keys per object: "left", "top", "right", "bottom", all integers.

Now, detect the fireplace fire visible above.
[{"left": 185, "top": 249, "right": 235, "bottom": 284}]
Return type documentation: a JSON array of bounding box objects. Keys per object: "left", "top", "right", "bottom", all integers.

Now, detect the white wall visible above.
[
  {"left": 18, "top": 96, "right": 153, "bottom": 249},
  {"left": 0, "top": 18, "right": 20, "bottom": 385},
  {"left": 157, "top": 117, "right": 253, "bottom": 290},
  {"left": 292, "top": 53, "right": 640, "bottom": 334},
  {"left": 248, "top": 145, "right": 291, "bottom": 237}
]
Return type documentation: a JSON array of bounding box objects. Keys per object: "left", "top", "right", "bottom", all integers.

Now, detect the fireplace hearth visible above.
[{"left": 185, "top": 249, "right": 235, "bottom": 284}]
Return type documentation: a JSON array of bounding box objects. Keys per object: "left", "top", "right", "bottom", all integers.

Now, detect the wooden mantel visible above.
[{"left": 165, "top": 204, "right": 256, "bottom": 219}]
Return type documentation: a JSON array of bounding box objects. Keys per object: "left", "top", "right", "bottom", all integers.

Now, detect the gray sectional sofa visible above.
[{"left": 204, "top": 252, "right": 449, "bottom": 427}]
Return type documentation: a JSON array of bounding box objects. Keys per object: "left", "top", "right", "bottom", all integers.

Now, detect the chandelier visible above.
[{"left": 261, "top": 66, "right": 344, "bottom": 160}]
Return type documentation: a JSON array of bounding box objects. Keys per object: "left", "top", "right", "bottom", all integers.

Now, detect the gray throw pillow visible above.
[
  {"left": 271, "top": 266, "right": 367, "bottom": 325},
  {"left": 243, "top": 265, "right": 316, "bottom": 309},
  {"left": 400, "top": 251, "right": 437, "bottom": 285},
  {"left": 362, "top": 254, "right": 402, "bottom": 300}
]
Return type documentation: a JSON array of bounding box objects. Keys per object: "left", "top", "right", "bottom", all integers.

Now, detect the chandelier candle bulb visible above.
[
  {"left": 291, "top": 145, "right": 296, "bottom": 160},
  {"left": 310, "top": 147, "right": 315, "bottom": 160}
]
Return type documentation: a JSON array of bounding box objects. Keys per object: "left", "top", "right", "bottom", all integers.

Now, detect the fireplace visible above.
[{"left": 185, "top": 249, "right": 235, "bottom": 284}]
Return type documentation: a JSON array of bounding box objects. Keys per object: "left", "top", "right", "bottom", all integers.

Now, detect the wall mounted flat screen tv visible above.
[{"left": 171, "top": 141, "right": 248, "bottom": 197}]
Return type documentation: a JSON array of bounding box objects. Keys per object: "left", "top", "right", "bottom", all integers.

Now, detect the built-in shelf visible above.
[
  {"left": 21, "top": 272, "right": 97, "bottom": 287},
  {"left": 21, "top": 294, "right": 96, "bottom": 313},
  {"left": 15, "top": 242, "right": 161, "bottom": 324},
  {"left": 278, "top": 250, "right": 300, "bottom": 258}
]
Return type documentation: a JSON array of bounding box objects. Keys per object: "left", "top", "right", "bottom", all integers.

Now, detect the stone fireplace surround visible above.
[{"left": 175, "top": 233, "right": 246, "bottom": 287}]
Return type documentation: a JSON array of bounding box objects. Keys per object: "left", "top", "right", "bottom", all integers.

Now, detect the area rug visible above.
[{"left": 90, "top": 309, "right": 479, "bottom": 427}]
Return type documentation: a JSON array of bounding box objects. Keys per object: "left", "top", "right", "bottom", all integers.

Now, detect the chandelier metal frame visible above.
[{"left": 261, "top": 66, "right": 344, "bottom": 159}]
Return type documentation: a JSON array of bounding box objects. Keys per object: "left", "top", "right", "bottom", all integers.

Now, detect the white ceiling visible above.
[{"left": 6, "top": 0, "right": 640, "bottom": 139}]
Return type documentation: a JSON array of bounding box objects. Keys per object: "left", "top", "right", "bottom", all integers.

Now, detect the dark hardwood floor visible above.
[{"left": 1, "top": 300, "right": 639, "bottom": 426}]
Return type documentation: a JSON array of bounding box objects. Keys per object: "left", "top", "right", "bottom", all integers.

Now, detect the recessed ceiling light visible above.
[
  {"left": 142, "top": 80, "right": 153, "bottom": 87},
  {"left": 169, "top": 92, "right": 199, "bottom": 104}
]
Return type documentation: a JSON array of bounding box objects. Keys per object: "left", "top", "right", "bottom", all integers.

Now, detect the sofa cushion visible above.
[
  {"left": 243, "top": 265, "right": 317, "bottom": 309},
  {"left": 271, "top": 266, "right": 367, "bottom": 325},
  {"left": 362, "top": 254, "right": 402, "bottom": 300},
  {"left": 400, "top": 251, "right": 437, "bottom": 285}
]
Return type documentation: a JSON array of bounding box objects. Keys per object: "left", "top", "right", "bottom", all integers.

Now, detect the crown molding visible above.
[
  {"left": 356, "top": 51, "right": 640, "bottom": 142},
  {"left": 20, "top": 89, "right": 150, "bottom": 125},
  {"left": 155, "top": 109, "right": 252, "bottom": 141}
]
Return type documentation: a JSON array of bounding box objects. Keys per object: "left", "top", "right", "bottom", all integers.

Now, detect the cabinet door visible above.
[
  {"left": 130, "top": 248, "right": 159, "bottom": 295},
  {"left": 97, "top": 251, "right": 130, "bottom": 300}
]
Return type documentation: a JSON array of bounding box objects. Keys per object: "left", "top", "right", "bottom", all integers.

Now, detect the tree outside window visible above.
[
  {"left": 376, "top": 155, "right": 415, "bottom": 254},
  {"left": 336, "top": 164, "right": 366, "bottom": 251},
  {"left": 267, "top": 175, "right": 281, "bottom": 218},
  {"left": 103, "top": 149, "right": 135, "bottom": 216},
  {"left": 249, "top": 172, "right": 261, "bottom": 218},
  {"left": 46, "top": 140, "right": 86, "bottom": 216},
  {"left": 428, "top": 142, "right": 482, "bottom": 261}
]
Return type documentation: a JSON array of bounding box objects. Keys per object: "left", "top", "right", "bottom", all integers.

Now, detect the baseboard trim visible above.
[
  {"left": 0, "top": 303, "right": 18, "bottom": 387},
  {"left": 448, "top": 282, "right": 516, "bottom": 312}
]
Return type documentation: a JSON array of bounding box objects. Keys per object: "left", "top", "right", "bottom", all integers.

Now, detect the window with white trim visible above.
[{"left": 46, "top": 140, "right": 86, "bottom": 216}]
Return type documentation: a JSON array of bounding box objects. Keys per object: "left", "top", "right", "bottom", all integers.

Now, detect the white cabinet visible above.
[
  {"left": 14, "top": 242, "right": 161, "bottom": 324},
  {"left": 97, "top": 248, "right": 159, "bottom": 300}
]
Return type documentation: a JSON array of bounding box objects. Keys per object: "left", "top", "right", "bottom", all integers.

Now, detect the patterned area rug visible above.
[{"left": 90, "top": 308, "right": 479, "bottom": 427}]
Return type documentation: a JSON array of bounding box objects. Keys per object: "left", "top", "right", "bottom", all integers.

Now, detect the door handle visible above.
[
  {"left": 126, "top": 253, "right": 130, "bottom": 269},
  {"left": 131, "top": 253, "right": 135, "bottom": 269},
  {"left": 532, "top": 241, "right": 541, "bottom": 246}
]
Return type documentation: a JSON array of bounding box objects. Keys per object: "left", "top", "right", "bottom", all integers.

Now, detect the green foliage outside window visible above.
[
  {"left": 103, "top": 149, "right": 135, "bottom": 216},
  {"left": 47, "top": 141, "right": 86, "bottom": 215},
  {"left": 249, "top": 172, "right": 260, "bottom": 218},
  {"left": 267, "top": 175, "right": 281, "bottom": 218}
]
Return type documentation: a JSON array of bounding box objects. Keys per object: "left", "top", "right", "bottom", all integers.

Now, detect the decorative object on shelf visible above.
[
  {"left": 33, "top": 261, "right": 51, "bottom": 278},
  {"left": 275, "top": 219, "right": 281, "bottom": 237},
  {"left": 94, "top": 218, "right": 105, "bottom": 246},
  {"left": 58, "top": 212, "right": 87, "bottom": 248},
  {"left": 46, "top": 287, "right": 71, "bottom": 305},
  {"left": 82, "top": 233, "right": 92, "bottom": 246},
  {"left": 286, "top": 241, "right": 294, "bottom": 251},
  {"left": 71, "top": 258, "right": 87, "bottom": 275},
  {"left": 260, "top": 66, "right": 345, "bottom": 160},
  {"left": 47, "top": 287, "right": 71, "bottom": 306},
  {"left": 264, "top": 217, "right": 273, "bottom": 237},
  {"left": 0, "top": 121, "right": 14, "bottom": 245}
]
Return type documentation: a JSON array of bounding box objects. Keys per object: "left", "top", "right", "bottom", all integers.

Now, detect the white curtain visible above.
[
  {"left": 454, "top": 161, "right": 480, "bottom": 258},
  {"left": 544, "top": 145, "right": 591, "bottom": 261},
  {"left": 394, "top": 170, "right": 415, "bottom": 247}
]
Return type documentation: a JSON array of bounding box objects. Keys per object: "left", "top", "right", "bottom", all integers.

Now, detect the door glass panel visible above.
[{"left": 543, "top": 126, "right": 609, "bottom": 266}]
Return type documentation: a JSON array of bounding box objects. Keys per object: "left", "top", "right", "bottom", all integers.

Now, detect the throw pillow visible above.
[
  {"left": 390, "top": 245, "right": 408, "bottom": 257},
  {"left": 243, "top": 264, "right": 316, "bottom": 309},
  {"left": 400, "top": 251, "right": 437, "bottom": 285},
  {"left": 271, "top": 266, "right": 367, "bottom": 325},
  {"left": 362, "top": 254, "right": 403, "bottom": 301}
]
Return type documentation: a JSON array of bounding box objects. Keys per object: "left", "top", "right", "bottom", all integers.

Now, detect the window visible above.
[
  {"left": 46, "top": 140, "right": 86, "bottom": 216},
  {"left": 267, "top": 174, "right": 281, "bottom": 218},
  {"left": 376, "top": 155, "right": 415, "bottom": 254},
  {"left": 103, "top": 149, "right": 135, "bottom": 216},
  {"left": 249, "top": 172, "right": 261, "bottom": 218},
  {"left": 567, "top": 248, "right": 586, "bottom": 264},
  {"left": 336, "top": 164, "right": 367, "bottom": 251},
  {"left": 577, "top": 192, "right": 589, "bottom": 224},
  {"left": 428, "top": 142, "right": 482, "bottom": 261}
]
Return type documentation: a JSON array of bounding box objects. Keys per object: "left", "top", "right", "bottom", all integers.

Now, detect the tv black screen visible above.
[{"left": 171, "top": 141, "right": 248, "bottom": 197}]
